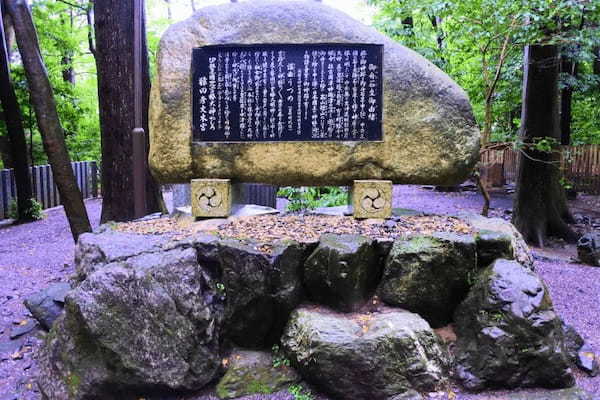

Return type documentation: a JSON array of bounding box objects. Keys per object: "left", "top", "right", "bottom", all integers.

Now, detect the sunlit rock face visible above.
[{"left": 149, "top": 0, "right": 480, "bottom": 186}]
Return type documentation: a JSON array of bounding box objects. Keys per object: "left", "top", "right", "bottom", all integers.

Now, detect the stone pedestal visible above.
[
  {"left": 351, "top": 180, "right": 392, "bottom": 219},
  {"left": 191, "top": 179, "right": 232, "bottom": 218}
]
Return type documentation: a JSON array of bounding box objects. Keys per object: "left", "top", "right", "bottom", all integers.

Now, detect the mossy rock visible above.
[
  {"left": 378, "top": 232, "right": 477, "bottom": 328},
  {"left": 216, "top": 349, "right": 300, "bottom": 399}
]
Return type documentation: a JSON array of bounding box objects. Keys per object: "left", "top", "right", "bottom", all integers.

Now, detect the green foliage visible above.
[
  {"left": 289, "top": 384, "right": 314, "bottom": 400},
  {"left": 8, "top": 198, "right": 44, "bottom": 221},
  {"left": 368, "top": 0, "right": 600, "bottom": 144},
  {"left": 1, "top": 0, "right": 100, "bottom": 166},
  {"left": 271, "top": 345, "right": 291, "bottom": 368},
  {"left": 277, "top": 187, "right": 349, "bottom": 212},
  {"left": 246, "top": 380, "right": 273, "bottom": 395}
]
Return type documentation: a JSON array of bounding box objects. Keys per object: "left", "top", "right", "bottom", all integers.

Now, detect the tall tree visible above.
[
  {"left": 512, "top": 44, "right": 576, "bottom": 246},
  {"left": 6, "top": 0, "right": 91, "bottom": 238},
  {"left": 0, "top": 0, "right": 35, "bottom": 221},
  {"left": 559, "top": 51, "right": 576, "bottom": 145},
  {"left": 94, "top": 0, "right": 162, "bottom": 223}
]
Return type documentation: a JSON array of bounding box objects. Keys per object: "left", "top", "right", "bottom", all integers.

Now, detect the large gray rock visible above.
[
  {"left": 577, "top": 232, "right": 600, "bottom": 267},
  {"left": 217, "top": 239, "right": 274, "bottom": 348},
  {"left": 149, "top": 0, "right": 480, "bottom": 186},
  {"left": 197, "top": 237, "right": 312, "bottom": 347},
  {"left": 304, "top": 234, "right": 380, "bottom": 312},
  {"left": 215, "top": 349, "right": 300, "bottom": 399},
  {"left": 24, "top": 282, "right": 71, "bottom": 330},
  {"left": 454, "top": 259, "right": 574, "bottom": 390},
  {"left": 282, "top": 307, "right": 448, "bottom": 400},
  {"left": 378, "top": 233, "right": 477, "bottom": 328},
  {"left": 38, "top": 247, "right": 224, "bottom": 399},
  {"left": 463, "top": 214, "right": 534, "bottom": 269},
  {"left": 74, "top": 228, "right": 172, "bottom": 282}
]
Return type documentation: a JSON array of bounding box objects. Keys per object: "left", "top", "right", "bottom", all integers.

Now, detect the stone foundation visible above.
[{"left": 37, "top": 214, "right": 575, "bottom": 400}]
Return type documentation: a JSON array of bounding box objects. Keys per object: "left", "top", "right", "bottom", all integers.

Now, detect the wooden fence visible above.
[
  {"left": 0, "top": 161, "right": 98, "bottom": 220},
  {"left": 480, "top": 144, "right": 600, "bottom": 195}
]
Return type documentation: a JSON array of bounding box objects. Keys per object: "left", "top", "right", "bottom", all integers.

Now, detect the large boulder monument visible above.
[{"left": 148, "top": 0, "right": 480, "bottom": 218}]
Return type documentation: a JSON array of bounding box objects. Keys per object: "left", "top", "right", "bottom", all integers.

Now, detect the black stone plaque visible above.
[{"left": 192, "top": 43, "right": 383, "bottom": 142}]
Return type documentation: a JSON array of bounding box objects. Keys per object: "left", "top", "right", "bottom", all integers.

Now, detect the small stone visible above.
[
  {"left": 576, "top": 346, "right": 600, "bottom": 377},
  {"left": 577, "top": 232, "right": 600, "bottom": 267},
  {"left": 9, "top": 320, "right": 36, "bottom": 340},
  {"left": 24, "top": 282, "right": 71, "bottom": 330}
]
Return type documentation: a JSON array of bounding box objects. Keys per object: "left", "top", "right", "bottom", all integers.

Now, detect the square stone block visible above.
[
  {"left": 352, "top": 180, "right": 393, "bottom": 219},
  {"left": 191, "top": 179, "right": 232, "bottom": 218}
]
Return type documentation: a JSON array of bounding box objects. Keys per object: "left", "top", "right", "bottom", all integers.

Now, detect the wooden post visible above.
[{"left": 132, "top": 0, "right": 146, "bottom": 218}]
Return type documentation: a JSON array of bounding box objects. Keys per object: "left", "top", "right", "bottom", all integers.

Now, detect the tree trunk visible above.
[
  {"left": 1, "top": 5, "right": 13, "bottom": 58},
  {"left": 60, "top": 11, "right": 75, "bottom": 84},
  {"left": 559, "top": 54, "right": 576, "bottom": 145},
  {"left": 482, "top": 99, "right": 492, "bottom": 145},
  {"left": 191, "top": 0, "right": 196, "bottom": 12},
  {"left": 0, "top": 0, "right": 35, "bottom": 221},
  {"left": 0, "top": 134, "right": 14, "bottom": 168},
  {"left": 6, "top": 0, "right": 91, "bottom": 238},
  {"left": 512, "top": 44, "right": 576, "bottom": 246},
  {"left": 94, "top": 0, "right": 162, "bottom": 223}
]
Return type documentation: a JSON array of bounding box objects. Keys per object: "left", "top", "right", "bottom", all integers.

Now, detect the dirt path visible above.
[{"left": 0, "top": 187, "right": 598, "bottom": 400}]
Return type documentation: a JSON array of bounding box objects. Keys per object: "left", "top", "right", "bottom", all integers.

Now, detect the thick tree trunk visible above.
[
  {"left": 95, "top": 0, "right": 162, "bottom": 223},
  {"left": 1, "top": 5, "right": 13, "bottom": 58},
  {"left": 6, "top": 0, "right": 91, "bottom": 238},
  {"left": 559, "top": 55, "right": 576, "bottom": 145},
  {"left": 0, "top": 134, "right": 13, "bottom": 168},
  {"left": 512, "top": 44, "right": 576, "bottom": 246},
  {"left": 0, "top": 0, "right": 34, "bottom": 221}
]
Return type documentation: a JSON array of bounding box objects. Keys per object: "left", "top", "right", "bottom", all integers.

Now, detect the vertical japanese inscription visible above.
[{"left": 192, "top": 43, "right": 383, "bottom": 142}]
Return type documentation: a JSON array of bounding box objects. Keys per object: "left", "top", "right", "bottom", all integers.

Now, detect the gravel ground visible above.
[{"left": 0, "top": 186, "right": 598, "bottom": 400}]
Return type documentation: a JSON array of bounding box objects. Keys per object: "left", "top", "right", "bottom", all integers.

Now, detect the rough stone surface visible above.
[
  {"left": 74, "top": 228, "right": 172, "bottom": 282},
  {"left": 475, "top": 230, "right": 514, "bottom": 269},
  {"left": 303, "top": 234, "right": 379, "bottom": 312},
  {"left": 24, "top": 282, "right": 71, "bottom": 330},
  {"left": 577, "top": 232, "right": 600, "bottom": 267},
  {"left": 378, "top": 233, "right": 477, "bottom": 328},
  {"left": 38, "top": 247, "right": 224, "bottom": 399},
  {"left": 217, "top": 239, "right": 275, "bottom": 348},
  {"left": 463, "top": 213, "right": 534, "bottom": 269},
  {"left": 215, "top": 349, "right": 300, "bottom": 399},
  {"left": 562, "top": 323, "right": 585, "bottom": 365},
  {"left": 282, "top": 306, "right": 448, "bottom": 400},
  {"left": 454, "top": 259, "right": 574, "bottom": 390},
  {"left": 149, "top": 0, "right": 480, "bottom": 186}
]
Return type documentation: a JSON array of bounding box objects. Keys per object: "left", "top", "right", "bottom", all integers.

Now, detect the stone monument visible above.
[{"left": 149, "top": 0, "right": 480, "bottom": 218}]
